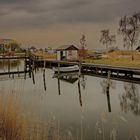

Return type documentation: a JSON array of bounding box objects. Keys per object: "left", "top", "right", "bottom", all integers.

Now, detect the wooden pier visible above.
[
  {"left": 0, "top": 53, "right": 140, "bottom": 84},
  {"left": 33, "top": 59, "right": 140, "bottom": 84}
]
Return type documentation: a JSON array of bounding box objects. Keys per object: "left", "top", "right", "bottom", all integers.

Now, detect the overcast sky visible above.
[{"left": 0, "top": 0, "right": 140, "bottom": 49}]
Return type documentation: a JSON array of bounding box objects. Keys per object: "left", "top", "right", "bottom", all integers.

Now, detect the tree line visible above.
[{"left": 100, "top": 12, "right": 140, "bottom": 60}]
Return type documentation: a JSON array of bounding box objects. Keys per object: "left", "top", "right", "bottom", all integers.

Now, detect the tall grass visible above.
[
  {"left": 0, "top": 95, "right": 75, "bottom": 140},
  {"left": 0, "top": 95, "right": 26, "bottom": 140}
]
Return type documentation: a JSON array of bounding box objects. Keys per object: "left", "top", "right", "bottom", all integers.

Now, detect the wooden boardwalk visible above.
[
  {"left": 0, "top": 53, "right": 140, "bottom": 83},
  {"left": 34, "top": 59, "right": 140, "bottom": 83}
]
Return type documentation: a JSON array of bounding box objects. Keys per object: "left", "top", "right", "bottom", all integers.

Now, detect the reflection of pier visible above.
[
  {"left": 100, "top": 71, "right": 112, "bottom": 112},
  {"left": 0, "top": 55, "right": 32, "bottom": 77},
  {"left": 53, "top": 72, "right": 83, "bottom": 106}
]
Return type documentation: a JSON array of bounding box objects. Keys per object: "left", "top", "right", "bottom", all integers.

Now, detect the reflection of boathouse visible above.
[{"left": 56, "top": 45, "right": 79, "bottom": 61}]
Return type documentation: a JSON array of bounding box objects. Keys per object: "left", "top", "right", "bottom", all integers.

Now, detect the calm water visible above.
[{"left": 0, "top": 63, "right": 140, "bottom": 140}]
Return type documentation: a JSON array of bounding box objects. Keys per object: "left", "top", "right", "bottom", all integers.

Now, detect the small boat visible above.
[
  {"left": 53, "top": 65, "right": 79, "bottom": 73},
  {"left": 53, "top": 73, "right": 79, "bottom": 84}
]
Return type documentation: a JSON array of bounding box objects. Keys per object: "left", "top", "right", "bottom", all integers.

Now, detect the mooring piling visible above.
[
  {"left": 106, "top": 70, "right": 111, "bottom": 112},
  {"left": 43, "top": 61, "right": 47, "bottom": 91},
  {"left": 57, "top": 63, "right": 61, "bottom": 95}
]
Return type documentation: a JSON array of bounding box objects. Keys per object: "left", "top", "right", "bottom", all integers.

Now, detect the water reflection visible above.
[
  {"left": 53, "top": 72, "right": 83, "bottom": 106},
  {"left": 1, "top": 67, "right": 140, "bottom": 139},
  {"left": 58, "top": 77, "right": 61, "bottom": 95},
  {"left": 120, "top": 83, "right": 140, "bottom": 115},
  {"left": 100, "top": 72, "right": 116, "bottom": 112},
  {"left": 81, "top": 75, "right": 86, "bottom": 90},
  {"left": 0, "top": 60, "right": 20, "bottom": 70},
  {"left": 78, "top": 79, "right": 82, "bottom": 107}
]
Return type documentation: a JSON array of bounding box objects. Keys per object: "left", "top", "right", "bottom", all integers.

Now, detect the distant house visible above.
[
  {"left": 136, "top": 46, "right": 140, "bottom": 52},
  {"left": 87, "top": 51, "right": 103, "bottom": 59},
  {"left": 0, "top": 39, "right": 20, "bottom": 52},
  {"left": 45, "top": 47, "right": 56, "bottom": 54},
  {"left": 56, "top": 45, "right": 79, "bottom": 61},
  {"left": 29, "top": 46, "right": 37, "bottom": 52}
]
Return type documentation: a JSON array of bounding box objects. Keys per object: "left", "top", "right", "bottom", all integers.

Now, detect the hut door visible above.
[
  {"left": 60, "top": 51, "right": 63, "bottom": 60},
  {"left": 60, "top": 51, "right": 66, "bottom": 60}
]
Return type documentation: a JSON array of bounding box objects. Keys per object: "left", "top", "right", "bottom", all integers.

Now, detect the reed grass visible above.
[
  {"left": 0, "top": 95, "right": 26, "bottom": 140},
  {"left": 0, "top": 94, "right": 75, "bottom": 140}
]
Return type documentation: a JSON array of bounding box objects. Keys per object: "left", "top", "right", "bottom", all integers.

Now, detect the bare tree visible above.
[
  {"left": 80, "top": 34, "right": 86, "bottom": 49},
  {"left": 118, "top": 12, "right": 140, "bottom": 60},
  {"left": 100, "top": 29, "right": 116, "bottom": 49},
  {"left": 79, "top": 34, "right": 87, "bottom": 58}
]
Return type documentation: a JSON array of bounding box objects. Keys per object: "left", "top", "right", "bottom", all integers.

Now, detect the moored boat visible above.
[{"left": 53, "top": 65, "right": 79, "bottom": 73}]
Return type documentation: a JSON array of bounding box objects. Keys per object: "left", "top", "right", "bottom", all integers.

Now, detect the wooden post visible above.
[
  {"left": 29, "top": 59, "right": 32, "bottom": 78},
  {"left": 58, "top": 63, "right": 61, "bottom": 95},
  {"left": 78, "top": 80, "right": 82, "bottom": 107},
  {"left": 79, "top": 61, "right": 81, "bottom": 78},
  {"left": 78, "top": 61, "right": 82, "bottom": 106},
  {"left": 8, "top": 59, "right": 10, "bottom": 77},
  {"left": 106, "top": 70, "right": 111, "bottom": 112},
  {"left": 106, "top": 85, "right": 111, "bottom": 112},
  {"left": 31, "top": 70, "right": 35, "bottom": 84},
  {"left": 43, "top": 61, "right": 47, "bottom": 91},
  {"left": 58, "top": 78, "right": 61, "bottom": 95},
  {"left": 96, "top": 67, "right": 98, "bottom": 74},
  {"left": 12, "top": 73, "right": 14, "bottom": 79},
  {"left": 17, "top": 65, "right": 20, "bottom": 77},
  {"left": 3, "top": 60, "right": 5, "bottom": 72},
  {"left": 24, "top": 53, "right": 27, "bottom": 80},
  {"left": 101, "top": 68, "right": 103, "bottom": 75},
  {"left": 117, "top": 71, "right": 119, "bottom": 77}
]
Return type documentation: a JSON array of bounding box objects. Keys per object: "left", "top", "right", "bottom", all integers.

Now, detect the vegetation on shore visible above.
[
  {"left": 84, "top": 50, "right": 140, "bottom": 68},
  {"left": 32, "top": 50, "right": 140, "bottom": 68}
]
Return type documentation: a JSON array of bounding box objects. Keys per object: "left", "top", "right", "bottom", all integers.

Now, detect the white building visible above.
[{"left": 56, "top": 45, "right": 79, "bottom": 61}]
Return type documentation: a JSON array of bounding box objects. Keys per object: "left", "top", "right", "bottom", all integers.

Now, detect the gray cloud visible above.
[{"left": 0, "top": 0, "right": 139, "bottom": 31}]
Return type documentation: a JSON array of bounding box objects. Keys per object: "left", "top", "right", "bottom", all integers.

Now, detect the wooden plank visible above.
[
  {"left": 0, "top": 56, "right": 29, "bottom": 60},
  {"left": 0, "top": 70, "right": 29, "bottom": 75},
  {"left": 42, "top": 60, "right": 140, "bottom": 75}
]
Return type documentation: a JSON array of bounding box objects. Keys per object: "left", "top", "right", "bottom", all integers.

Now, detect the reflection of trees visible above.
[
  {"left": 100, "top": 79, "right": 115, "bottom": 94},
  {"left": 100, "top": 78, "right": 116, "bottom": 112},
  {"left": 81, "top": 75, "right": 86, "bottom": 90},
  {"left": 120, "top": 83, "right": 140, "bottom": 115}
]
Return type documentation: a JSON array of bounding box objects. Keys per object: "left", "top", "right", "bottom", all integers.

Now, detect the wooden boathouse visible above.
[{"left": 56, "top": 45, "right": 79, "bottom": 61}]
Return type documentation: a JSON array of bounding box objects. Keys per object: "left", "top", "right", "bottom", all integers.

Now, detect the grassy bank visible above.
[
  {"left": 84, "top": 51, "right": 140, "bottom": 68},
  {"left": 84, "top": 58, "right": 140, "bottom": 68}
]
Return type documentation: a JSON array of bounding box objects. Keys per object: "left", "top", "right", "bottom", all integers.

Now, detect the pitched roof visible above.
[{"left": 56, "top": 45, "right": 79, "bottom": 51}]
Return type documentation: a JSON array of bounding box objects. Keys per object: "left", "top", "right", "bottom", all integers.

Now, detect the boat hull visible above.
[{"left": 53, "top": 65, "right": 79, "bottom": 73}]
